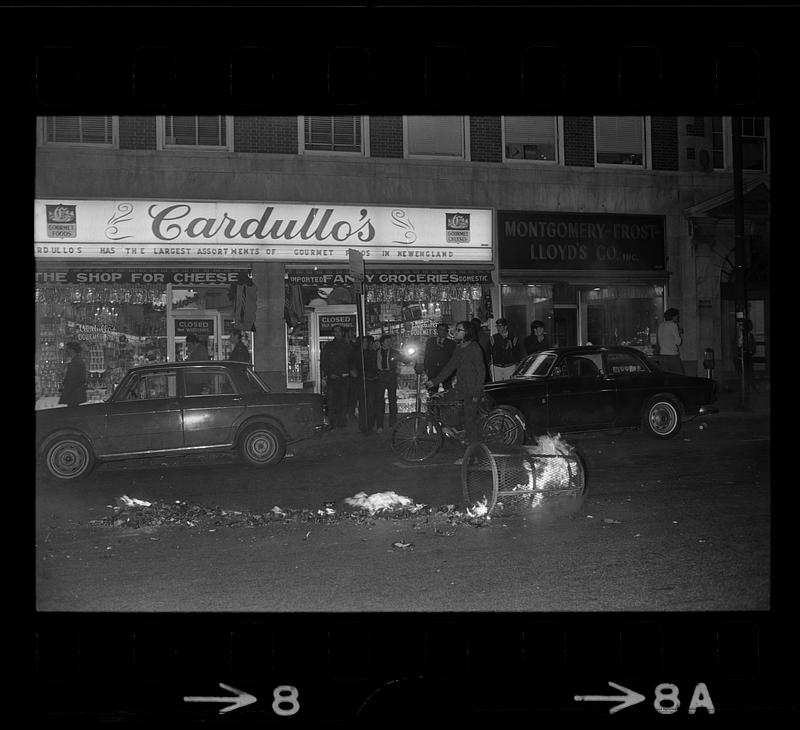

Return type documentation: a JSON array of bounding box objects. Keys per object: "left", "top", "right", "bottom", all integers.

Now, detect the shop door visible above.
[
  {"left": 552, "top": 306, "right": 578, "bottom": 347},
  {"left": 309, "top": 306, "right": 358, "bottom": 394},
  {"left": 169, "top": 312, "right": 223, "bottom": 362}
]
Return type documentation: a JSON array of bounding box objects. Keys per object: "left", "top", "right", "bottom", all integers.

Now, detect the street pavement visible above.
[{"left": 35, "top": 376, "right": 771, "bottom": 613}]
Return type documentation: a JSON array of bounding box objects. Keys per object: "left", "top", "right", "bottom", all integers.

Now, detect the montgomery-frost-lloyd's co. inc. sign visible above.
[{"left": 34, "top": 200, "right": 493, "bottom": 263}]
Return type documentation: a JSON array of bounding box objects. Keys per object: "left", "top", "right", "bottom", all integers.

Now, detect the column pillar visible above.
[{"left": 251, "top": 262, "right": 287, "bottom": 391}]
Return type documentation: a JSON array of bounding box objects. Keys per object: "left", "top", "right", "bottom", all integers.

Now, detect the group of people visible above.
[
  {"left": 320, "top": 325, "right": 412, "bottom": 433},
  {"left": 321, "top": 317, "right": 552, "bottom": 440},
  {"left": 184, "top": 330, "right": 251, "bottom": 363}
]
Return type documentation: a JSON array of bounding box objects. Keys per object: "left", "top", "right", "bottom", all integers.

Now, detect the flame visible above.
[{"left": 467, "top": 498, "right": 489, "bottom": 518}]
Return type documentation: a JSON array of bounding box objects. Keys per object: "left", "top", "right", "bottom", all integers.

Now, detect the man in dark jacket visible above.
[
  {"left": 425, "top": 320, "right": 486, "bottom": 444},
  {"left": 59, "top": 341, "right": 88, "bottom": 407},
  {"left": 185, "top": 333, "right": 210, "bottom": 361},
  {"left": 321, "top": 325, "right": 353, "bottom": 429},
  {"left": 350, "top": 335, "right": 378, "bottom": 434},
  {"left": 423, "top": 322, "right": 456, "bottom": 395},
  {"left": 228, "top": 329, "right": 251, "bottom": 363},
  {"left": 524, "top": 320, "right": 550, "bottom": 354}
]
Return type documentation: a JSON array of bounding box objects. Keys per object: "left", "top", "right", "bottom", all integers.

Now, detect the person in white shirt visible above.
[{"left": 656, "top": 308, "right": 684, "bottom": 374}]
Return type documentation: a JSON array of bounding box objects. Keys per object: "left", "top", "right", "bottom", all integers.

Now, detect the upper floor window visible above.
[
  {"left": 711, "top": 116, "right": 768, "bottom": 172},
  {"left": 595, "top": 116, "right": 646, "bottom": 167},
  {"left": 740, "top": 116, "right": 768, "bottom": 172},
  {"left": 404, "top": 116, "right": 469, "bottom": 159},
  {"left": 42, "top": 116, "right": 116, "bottom": 146},
  {"left": 503, "top": 116, "right": 560, "bottom": 163},
  {"left": 157, "top": 116, "right": 233, "bottom": 150},
  {"left": 301, "top": 115, "right": 366, "bottom": 154},
  {"left": 712, "top": 116, "right": 725, "bottom": 170}
]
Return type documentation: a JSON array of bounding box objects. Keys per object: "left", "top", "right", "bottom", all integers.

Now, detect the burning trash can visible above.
[{"left": 461, "top": 434, "right": 587, "bottom": 517}]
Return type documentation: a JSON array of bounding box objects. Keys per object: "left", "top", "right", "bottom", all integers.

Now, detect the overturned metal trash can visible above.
[{"left": 461, "top": 439, "right": 588, "bottom": 517}]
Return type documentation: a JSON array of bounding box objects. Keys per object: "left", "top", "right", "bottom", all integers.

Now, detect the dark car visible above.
[
  {"left": 484, "top": 346, "right": 718, "bottom": 441},
  {"left": 37, "top": 361, "right": 326, "bottom": 480}
]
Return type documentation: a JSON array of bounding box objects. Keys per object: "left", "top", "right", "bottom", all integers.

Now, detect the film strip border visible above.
[
  {"left": 30, "top": 614, "right": 788, "bottom": 721},
  {"left": 22, "top": 6, "right": 786, "bottom": 110}
]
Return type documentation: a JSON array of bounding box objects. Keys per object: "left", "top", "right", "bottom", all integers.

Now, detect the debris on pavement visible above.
[
  {"left": 391, "top": 541, "right": 414, "bottom": 550},
  {"left": 120, "top": 495, "right": 152, "bottom": 507},
  {"left": 89, "top": 492, "right": 494, "bottom": 531}
]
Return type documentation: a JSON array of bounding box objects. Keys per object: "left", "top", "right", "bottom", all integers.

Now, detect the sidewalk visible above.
[{"left": 713, "top": 376, "right": 770, "bottom": 417}]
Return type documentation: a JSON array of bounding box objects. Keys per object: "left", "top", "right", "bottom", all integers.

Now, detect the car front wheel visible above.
[
  {"left": 240, "top": 424, "right": 286, "bottom": 466},
  {"left": 642, "top": 396, "right": 682, "bottom": 439},
  {"left": 44, "top": 436, "right": 95, "bottom": 480}
]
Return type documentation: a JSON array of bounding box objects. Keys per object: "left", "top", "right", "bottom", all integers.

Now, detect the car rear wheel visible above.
[
  {"left": 240, "top": 424, "right": 286, "bottom": 466},
  {"left": 642, "top": 396, "right": 682, "bottom": 439},
  {"left": 44, "top": 436, "right": 95, "bottom": 480}
]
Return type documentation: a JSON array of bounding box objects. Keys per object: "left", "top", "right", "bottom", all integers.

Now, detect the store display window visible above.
[
  {"left": 583, "top": 285, "right": 664, "bottom": 354},
  {"left": 285, "top": 275, "right": 493, "bottom": 412},
  {"left": 35, "top": 282, "right": 167, "bottom": 409}
]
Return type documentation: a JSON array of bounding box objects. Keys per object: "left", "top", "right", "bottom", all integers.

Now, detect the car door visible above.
[
  {"left": 99, "top": 369, "right": 183, "bottom": 456},
  {"left": 605, "top": 350, "right": 660, "bottom": 425},
  {"left": 181, "top": 366, "right": 247, "bottom": 448},
  {"left": 546, "top": 353, "right": 615, "bottom": 430}
]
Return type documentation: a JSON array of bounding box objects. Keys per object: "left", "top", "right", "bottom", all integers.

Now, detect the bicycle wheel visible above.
[
  {"left": 482, "top": 407, "right": 526, "bottom": 446},
  {"left": 461, "top": 442, "right": 499, "bottom": 515},
  {"left": 391, "top": 413, "right": 443, "bottom": 462}
]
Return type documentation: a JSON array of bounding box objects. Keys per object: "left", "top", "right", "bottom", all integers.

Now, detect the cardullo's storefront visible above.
[{"left": 35, "top": 199, "right": 494, "bottom": 414}]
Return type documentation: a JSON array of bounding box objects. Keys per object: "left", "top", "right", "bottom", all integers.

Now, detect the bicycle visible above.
[{"left": 390, "top": 362, "right": 526, "bottom": 462}]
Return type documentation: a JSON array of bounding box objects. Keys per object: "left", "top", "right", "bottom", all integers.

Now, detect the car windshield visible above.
[{"left": 512, "top": 353, "right": 556, "bottom": 377}]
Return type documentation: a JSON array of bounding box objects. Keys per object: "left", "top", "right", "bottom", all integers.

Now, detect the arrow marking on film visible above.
[
  {"left": 183, "top": 683, "right": 257, "bottom": 714},
  {"left": 574, "top": 681, "right": 645, "bottom": 714}
]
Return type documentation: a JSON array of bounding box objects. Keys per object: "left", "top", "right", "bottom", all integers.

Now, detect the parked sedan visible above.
[
  {"left": 37, "top": 361, "right": 326, "bottom": 480},
  {"left": 484, "top": 346, "right": 718, "bottom": 441}
]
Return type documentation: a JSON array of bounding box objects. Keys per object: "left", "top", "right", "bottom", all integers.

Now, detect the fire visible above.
[
  {"left": 345, "top": 491, "right": 416, "bottom": 515},
  {"left": 467, "top": 498, "right": 489, "bottom": 518}
]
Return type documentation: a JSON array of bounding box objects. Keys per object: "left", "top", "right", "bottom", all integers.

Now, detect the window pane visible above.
[
  {"left": 596, "top": 116, "right": 643, "bottom": 165},
  {"left": 165, "top": 116, "right": 225, "bottom": 146},
  {"left": 504, "top": 116, "right": 556, "bottom": 160},
  {"left": 407, "top": 115, "right": 464, "bottom": 156},
  {"left": 197, "top": 116, "right": 224, "bottom": 146},
  {"left": 45, "top": 115, "right": 112, "bottom": 144},
  {"left": 304, "top": 115, "right": 361, "bottom": 152}
]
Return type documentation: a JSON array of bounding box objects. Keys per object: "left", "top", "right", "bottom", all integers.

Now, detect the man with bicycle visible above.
[{"left": 424, "top": 320, "right": 486, "bottom": 444}]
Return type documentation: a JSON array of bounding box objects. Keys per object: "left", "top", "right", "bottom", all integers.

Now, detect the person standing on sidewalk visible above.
[
  {"left": 424, "top": 320, "right": 487, "bottom": 444},
  {"left": 423, "top": 322, "right": 456, "bottom": 395},
  {"left": 735, "top": 318, "right": 757, "bottom": 394},
  {"left": 59, "top": 341, "right": 88, "bottom": 407},
  {"left": 524, "top": 320, "right": 550, "bottom": 354},
  {"left": 656, "top": 308, "right": 684, "bottom": 374},
  {"left": 228, "top": 329, "right": 251, "bottom": 363},
  {"left": 320, "top": 325, "right": 353, "bottom": 429},
  {"left": 374, "top": 334, "right": 412, "bottom": 433},
  {"left": 350, "top": 334, "right": 378, "bottom": 434},
  {"left": 490, "top": 318, "right": 524, "bottom": 381},
  {"left": 471, "top": 317, "right": 492, "bottom": 382}
]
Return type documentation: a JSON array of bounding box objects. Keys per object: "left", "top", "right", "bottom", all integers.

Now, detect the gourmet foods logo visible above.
[
  {"left": 46, "top": 204, "right": 77, "bottom": 238},
  {"left": 446, "top": 212, "right": 470, "bottom": 243}
]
